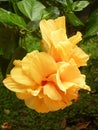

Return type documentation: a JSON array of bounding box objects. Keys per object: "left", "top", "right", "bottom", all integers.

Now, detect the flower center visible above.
[{"left": 41, "top": 80, "right": 47, "bottom": 86}]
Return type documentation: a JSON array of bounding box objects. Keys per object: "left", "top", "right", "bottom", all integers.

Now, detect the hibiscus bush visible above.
[{"left": 0, "top": 0, "right": 98, "bottom": 129}]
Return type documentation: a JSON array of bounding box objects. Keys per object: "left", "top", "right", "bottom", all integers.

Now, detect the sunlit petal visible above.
[
  {"left": 69, "top": 32, "right": 82, "bottom": 46},
  {"left": 27, "top": 87, "right": 41, "bottom": 96},
  {"left": 51, "top": 29, "right": 67, "bottom": 47},
  {"left": 71, "top": 46, "right": 89, "bottom": 67},
  {"left": 59, "top": 60, "right": 81, "bottom": 81},
  {"left": 22, "top": 50, "right": 57, "bottom": 84},
  {"left": 56, "top": 40, "right": 73, "bottom": 61},
  {"left": 13, "top": 60, "right": 22, "bottom": 67},
  {"left": 11, "top": 66, "right": 34, "bottom": 86},
  {"left": 54, "top": 16, "right": 66, "bottom": 32},
  {"left": 3, "top": 75, "right": 27, "bottom": 92}
]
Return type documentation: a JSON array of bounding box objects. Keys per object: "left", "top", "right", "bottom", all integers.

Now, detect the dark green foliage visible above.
[
  {"left": 79, "top": 37, "right": 98, "bottom": 91},
  {"left": 19, "top": 34, "right": 42, "bottom": 52},
  {"left": 0, "top": 8, "right": 27, "bottom": 29},
  {"left": 84, "top": 8, "right": 98, "bottom": 38}
]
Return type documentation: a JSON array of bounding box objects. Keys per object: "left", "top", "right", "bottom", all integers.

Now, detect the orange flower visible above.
[
  {"left": 40, "top": 16, "right": 89, "bottom": 67},
  {"left": 3, "top": 50, "right": 90, "bottom": 113}
]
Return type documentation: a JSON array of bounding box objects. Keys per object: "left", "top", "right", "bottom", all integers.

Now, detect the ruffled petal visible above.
[
  {"left": 64, "top": 87, "right": 79, "bottom": 102},
  {"left": 51, "top": 29, "right": 67, "bottom": 47},
  {"left": 40, "top": 16, "right": 67, "bottom": 50},
  {"left": 40, "top": 19, "right": 54, "bottom": 47},
  {"left": 48, "top": 40, "right": 73, "bottom": 62},
  {"left": 44, "top": 95, "right": 66, "bottom": 111},
  {"left": 69, "top": 32, "right": 82, "bottom": 46},
  {"left": 27, "top": 87, "right": 41, "bottom": 96},
  {"left": 59, "top": 60, "right": 81, "bottom": 81},
  {"left": 71, "top": 46, "right": 89, "bottom": 67},
  {"left": 56, "top": 40, "right": 73, "bottom": 61},
  {"left": 13, "top": 60, "right": 22, "bottom": 67},
  {"left": 22, "top": 50, "right": 57, "bottom": 84},
  {"left": 43, "top": 83, "right": 62, "bottom": 100},
  {"left": 16, "top": 86, "right": 41, "bottom": 99}
]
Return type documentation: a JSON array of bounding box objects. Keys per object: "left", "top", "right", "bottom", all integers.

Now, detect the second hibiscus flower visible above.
[{"left": 40, "top": 16, "right": 89, "bottom": 67}]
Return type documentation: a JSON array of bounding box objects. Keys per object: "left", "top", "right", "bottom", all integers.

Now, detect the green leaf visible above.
[
  {"left": 0, "top": 8, "right": 27, "bottom": 29},
  {"left": 55, "top": 0, "right": 67, "bottom": 5},
  {"left": 87, "top": 8, "right": 98, "bottom": 28},
  {"left": 19, "top": 34, "right": 42, "bottom": 52},
  {"left": 17, "top": 0, "right": 45, "bottom": 21},
  {"left": 84, "top": 8, "right": 98, "bottom": 37},
  {"left": 72, "top": 1, "right": 89, "bottom": 12},
  {"left": 84, "top": 22, "right": 98, "bottom": 38},
  {"left": 42, "top": 7, "right": 60, "bottom": 19},
  {"left": 10, "top": 0, "right": 21, "bottom": 15},
  {"left": 66, "top": 0, "right": 73, "bottom": 5},
  {"left": 66, "top": 12, "right": 84, "bottom": 26},
  {"left": 54, "top": 0, "right": 73, "bottom": 6}
]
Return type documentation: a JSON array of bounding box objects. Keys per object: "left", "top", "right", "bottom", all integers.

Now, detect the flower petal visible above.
[
  {"left": 22, "top": 50, "right": 57, "bottom": 84},
  {"left": 3, "top": 75, "right": 27, "bottom": 92},
  {"left": 27, "top": 87, "right": 41, "bottom": 96},
  {"left": 40, "top": 19, "right": 54, "bottom": 48},
  {"left": 16, "top": 92, "right": 31, "bottom": 99},
  {"left": 54, "top": 16, "right": 66, "bottom": 32},
  {"left": 51, "top": 29, "right": 67, "bottom": 47},
  {"left": 65, "top": 87, "right": 79, "bottom": 101},
  {"left": 43, "top": 83, "right": 62, "bottom": 100},
  {"left": 56, "top": 40, "right": 73, "bottom": 61},
  {"left": 13, "top": 60, "right": 22, "bottom": 67},
  {"left": 11, "top": 66, "right": 34, "bottom": 86},
  {"left": 59, "top": 60, "right": 81, "bottom": 81},
  {"left": 44, "top": 95, "right": 66, "bottom": 111},
  {"left": 71, "top": 46, "right": 89, "bottom": 67},
  {"left": 48, "top": 40, "right": 73, "bottom": 62},
  {"left": 40, "top": 16, "right": 67, "bottom": 49},
  {"left": 16, "top": 87, "right": 41, "bottom": 99},
  {"left": 69, "top": 32, "right": 82, "bottom": 46},
  {"left": 25, "top": 96, "right": 49, "bottom": 113}
]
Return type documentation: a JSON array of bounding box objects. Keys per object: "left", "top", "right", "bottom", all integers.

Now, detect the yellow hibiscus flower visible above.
[
  {"left": 40, "top": 16, "right": 89, "bottom": 67},
  {"left": 3, "top": 50, "right": 90, "bottom": 113}
]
